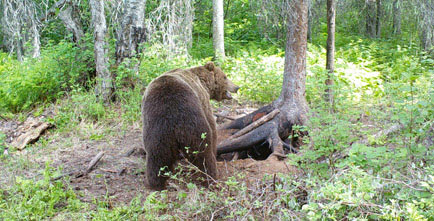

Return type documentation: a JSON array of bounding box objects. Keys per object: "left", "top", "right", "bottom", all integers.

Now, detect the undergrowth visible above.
[{"left": 0, "top": 31, "right": 433, "bottom": 219}]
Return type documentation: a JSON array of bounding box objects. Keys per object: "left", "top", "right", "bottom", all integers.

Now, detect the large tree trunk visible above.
[
  {"left": 376, "top": 0, "right": 382, "bottom": 38},
  {"left": 89, "top": 0, "right": 113, "bottom": 103},
  {"left": 392, "top": 0, "right": 401, "bottom": 35},
  {"left": 212, "top": 0, "right": 225, "bottom": 59},
  {"left": 366, "top": 0, "right": 376, "bottom": 38},
  {"left": 115, "top": 0, "right": 147, "bottom": 65},
  {"left": 325, "top": 0, "right": 335, "bottom": 107},
  {"left": 217, "top": 0, "right": 309, "bottom": 160}
]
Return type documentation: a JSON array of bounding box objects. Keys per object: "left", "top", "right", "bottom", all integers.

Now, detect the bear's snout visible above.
[{"left": 227, "top": 80, "right": 240, "bottom": 93}]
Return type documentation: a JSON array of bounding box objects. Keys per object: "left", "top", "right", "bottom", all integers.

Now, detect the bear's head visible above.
[{"left": 204, "top": 62, "right": 239, "bottom": 101}]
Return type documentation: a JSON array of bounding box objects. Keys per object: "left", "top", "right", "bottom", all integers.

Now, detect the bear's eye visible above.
[{"left": 224, "top": 76, "right": 227, "bottom": 79}]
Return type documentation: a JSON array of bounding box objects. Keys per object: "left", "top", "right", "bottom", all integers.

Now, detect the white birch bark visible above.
[
  {"left": 212, "top": 0, "right": 225, "bottom": 59},
  {"left": 89, "top": 0, "right": 113, "bottom": 102},
  {"left": 115, "top": 0, "right": 146, "bottom": 64},
  {"left": 58, "top": 5, "right": 84, "bottom": 43}
]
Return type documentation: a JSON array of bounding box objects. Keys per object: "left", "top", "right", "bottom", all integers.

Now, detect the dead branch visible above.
[
  {"left": 85, "top": 151, "right": 104, "bottom": 174},
  {"left": 123, "top": 148, "right": 136, "bottom": 157},
  {"left": 40, "top": 0, "right": 70, "bottom": 22},
  {"left": 214, "top": 113, "right": 235, "bottom": 120},
  {"left": 231, "top": 109, "right": 279, "bottom": 139},
  {"left": 219, "top": 104, "right": 274, "bottom": 130},
  {"left": 51, "top": 151, "right": 104, "bottom": 181},
  {"left": 217, "top": 121, "right": 275, "bottom": 155},
  {"left": 100, "top": 168, "right": 118, "bottom": 173},
  {"left": 269, "top": 127, "right": 286, "bottom": 159},
  {"left": 373, "top": 123, "right": 404, "bottom": 140}
]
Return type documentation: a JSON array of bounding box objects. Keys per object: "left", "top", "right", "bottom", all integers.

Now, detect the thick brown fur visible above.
[{"left": 142, "top": 62, "right": 239, "bottom": 190}]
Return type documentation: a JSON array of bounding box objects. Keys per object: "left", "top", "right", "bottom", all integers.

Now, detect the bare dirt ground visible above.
[{"left": 0, "top": 104, "right": 298, "bottom": 206}]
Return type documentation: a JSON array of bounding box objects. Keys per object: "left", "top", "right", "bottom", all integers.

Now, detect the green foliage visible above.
[
  {"left": 0, "top": 40, "right": 93, "bottom": 113},
  {"left": 0, "top": 132, "right": 5, "bottom": 155},
  {"left": 1, "top": 1, "right": 433, "bottom": 218},
  {"left": 0, "top": 163, "right": 85, "bottom": 220},
  {"left": 53, "top": 88, "right": 111, "bottom": 129}
]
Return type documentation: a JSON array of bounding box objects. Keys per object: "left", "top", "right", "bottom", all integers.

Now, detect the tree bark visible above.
[
  {"left": 31, "top": 20, "right": 40, "bottom": 58},
  {"left": 325, "top": 0, "right": 335, "bottom": 107},
  {"left": 115, "top": 0, "right": 147, "bottom": 65},
  {"left": 392, "top": 0, "right": 401, "bottom": 35},
  {"left": 307, "top": 0, "right": 312, "bottom": 42},
  {"left": 376, "top": 0, "right": 382, "bottom": 38},
  {"left": 417, "top": 0, "right": 434, "bottom": 52},
  {"left": 89, "top": 0, "right": 113, "bottom": 103},
  {"left": 212, "top": 0, "right": 225, "bottom": 59},
  {"left": 58, "top": 4, "right": 84, "bottom": 43},
  {"left": 217, "top": 0, "right": 309, "bottom": 160},
  {"left": 366, "top": 0, "right": 376, "bottom": 38}
]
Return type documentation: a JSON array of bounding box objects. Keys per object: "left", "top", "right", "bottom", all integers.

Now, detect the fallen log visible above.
[{"left": 12, "top": 122, "right": 53, "bottom": 150}]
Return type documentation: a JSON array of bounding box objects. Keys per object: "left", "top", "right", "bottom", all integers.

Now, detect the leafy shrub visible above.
[
  {"left": 0, "top": 40, "right": 93, "bottom": 113},
  {"left": 53, "top": 89, "right": 111, "bottom": 129},
  {"left": 0, "top": 164, "right": 84, "bottom": 220}
]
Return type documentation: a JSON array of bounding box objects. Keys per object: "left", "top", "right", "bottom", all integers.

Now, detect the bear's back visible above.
[{"left": 142, "top": 71, "right": 212, "bottom": 155}]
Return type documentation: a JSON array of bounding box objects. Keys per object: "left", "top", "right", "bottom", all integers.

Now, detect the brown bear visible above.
[{"left": 142, "top": 62, "right": 239, "bottom": 190}]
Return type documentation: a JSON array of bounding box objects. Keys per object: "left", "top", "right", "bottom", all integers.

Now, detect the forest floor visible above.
[{"left": 0, "top": 102, "right": 296, "bottom": 207}]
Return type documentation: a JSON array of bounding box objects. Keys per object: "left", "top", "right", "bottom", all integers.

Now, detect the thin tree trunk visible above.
[
  {"left": 307, "top": 0, "right": 312, "bottom": 42},
  {"left": 366, "top": 0, "right": 376, "bottom": 38},
  {"left": 89, "top": 0, "right": 113, "bottom": 103},
  {"left": 212, "top": 0, "right": 225, "bottom": 59},
  {"left": 325, "top": 0, "right": 335, "bottom": 108},
  {"left": 393, "top": 0, "right": 401, "bottom": 35},
  {"left": 31, "top": 21, "right": 40, "bottom": 58},
  {"left": 115, "top": 0, "right": 147, "bottom": 65},
  {"left": 417, "top": 0, "right": 434, "bottom": 52},
  {"left": 376, "top": 0, "right": 382, "bottom": 38},
  {"left": 16, "top": 35, "right": 24, "bottom": 62}
]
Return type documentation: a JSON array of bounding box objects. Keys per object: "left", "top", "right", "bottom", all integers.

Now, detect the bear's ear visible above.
[{"left": 205, "top": 61, "right": 215, "bottom": 71}]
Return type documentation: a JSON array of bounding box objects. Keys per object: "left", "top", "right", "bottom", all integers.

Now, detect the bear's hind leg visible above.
[{"left": 146, "top": 153, "right": 175, "bottom": 190}]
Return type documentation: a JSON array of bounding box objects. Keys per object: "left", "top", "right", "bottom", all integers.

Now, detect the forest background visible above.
[{"left": 0, "top": 0, "right": 433, "bottom": 219}]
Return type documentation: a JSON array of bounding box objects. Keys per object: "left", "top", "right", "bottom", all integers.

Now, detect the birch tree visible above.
[
  {"left": 392, "top": 0, "right": 401, "bottom": 35},
  {"left": 58, "top": 2, "right": 84, "bottom": 43},
  {"left": 212, "top": 0, "right": 225, "bottom": 59},
  {"left": 89, "top": 0, "right": 113, "bottom": 103},
  {"left": 325, "top": 0, "right": 336, "bottom": 107},
  {"left": 146, "top": 0, "right": 194, "bottom": 56},
  {"left": 1, "top": 0, "right": 41, "bottom": 60},
  {"left": 115, "top": 0, "right": 147, "bottom": 65}
]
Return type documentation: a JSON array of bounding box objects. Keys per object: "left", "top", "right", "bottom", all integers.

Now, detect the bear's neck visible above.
[{"left": 187, "top": 67, "right": 215, "bottom": 97}]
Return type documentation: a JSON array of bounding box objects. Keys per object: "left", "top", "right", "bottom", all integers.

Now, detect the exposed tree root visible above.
[{"left": 217, "top": 102, "right": 307, "bottom": 161}]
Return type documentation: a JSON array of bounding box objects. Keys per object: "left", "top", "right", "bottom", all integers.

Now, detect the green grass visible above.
[{"left": 0, "top": 30, "right": 433, "bottom": 219}]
